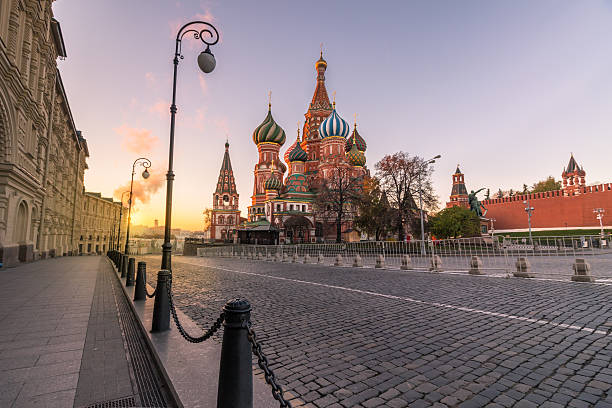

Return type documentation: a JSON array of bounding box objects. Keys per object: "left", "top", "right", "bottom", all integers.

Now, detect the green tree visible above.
[
  {"left": 354, "top": 176, "right": 393, "bottom": 241},
  {"left": 429, "top": 206, "right": 480, "bottom": 239},
  {"left": 531, "top": 176, "right": 561, "bottom": 193}
]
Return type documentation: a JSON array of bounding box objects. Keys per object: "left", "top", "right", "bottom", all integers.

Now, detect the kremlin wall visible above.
[{"left": 447, "top": 155, "right": 612, "bottom": 232}]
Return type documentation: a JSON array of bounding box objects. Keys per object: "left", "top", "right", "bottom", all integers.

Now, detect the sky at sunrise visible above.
[{"left": 52, "top": 0, "right": 612, "bottom": 230}]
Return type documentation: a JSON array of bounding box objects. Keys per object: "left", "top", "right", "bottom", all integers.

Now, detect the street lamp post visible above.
[
  {"left": 161, "top": 21, "right": 218, "bottom": 272},
  {"left": 523, "top": 198, "right": 535, "bottom": 244},
  {"left": 116, "top": 191, "right": 130, "bottom": 251},
  {"left": 124, "top": 158, "right": 152, "bottom": 254},
  {"left": 594, "top": 208, "right": 605, "bottom": 237},
  {"left": 418, "top": 154, "right": 441, "bottom": 255}
]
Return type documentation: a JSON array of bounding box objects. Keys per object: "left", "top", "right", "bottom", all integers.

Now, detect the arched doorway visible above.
[
  {"left": 283, "top": 216, "right": 312, "bottom": 244},
  {"left": 15, "top": 201, "right": 28, "bottom": 243}
]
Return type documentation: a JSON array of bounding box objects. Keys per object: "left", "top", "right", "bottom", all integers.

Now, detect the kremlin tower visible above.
[
  {"left": 562, "top": 154, "right": 586, "bottom": 195},
  {"left": 446, "top": 165, "right": 469, "bottom": 209}
]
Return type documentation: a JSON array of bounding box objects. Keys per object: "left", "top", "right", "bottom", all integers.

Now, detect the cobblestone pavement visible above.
[{"left": 141, "top": 255, "right": 612, "bottom": 408}]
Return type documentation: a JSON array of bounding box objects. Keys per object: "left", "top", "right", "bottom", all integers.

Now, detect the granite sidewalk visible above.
[{"left": 0, "top": 256, "right": 173, "bottom": 408}]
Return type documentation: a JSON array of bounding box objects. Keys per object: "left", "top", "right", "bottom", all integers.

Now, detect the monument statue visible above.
[{"left": 468, "top": 188, "right": 488, "bottom": 217}]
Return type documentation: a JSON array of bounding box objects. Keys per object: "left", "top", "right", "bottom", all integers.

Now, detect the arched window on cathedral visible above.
[
  {"left": 227, "top": 216, "right": 233, "bottom": 225},
  {"left": 218, "top": 215, "right": 224, "bottom": 224}
]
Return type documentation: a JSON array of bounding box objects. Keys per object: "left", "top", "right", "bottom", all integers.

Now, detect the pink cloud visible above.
[
  {"left": 113, "top": 165, "right": 165, "bottom": 208},
  {"left": 115, "top": 125, "right": 159, "bottom": 153},
  {"left": 148, "top": 99, "right": 169, "bottom": 118}
]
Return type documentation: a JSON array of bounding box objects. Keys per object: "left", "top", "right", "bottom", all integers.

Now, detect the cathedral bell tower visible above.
[{"left": 210, "top": 141, "right": 240, "bottom": 241}]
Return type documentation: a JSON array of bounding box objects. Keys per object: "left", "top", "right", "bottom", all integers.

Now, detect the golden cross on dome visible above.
[
  {"left": 332, "top": 91, "right": 336, "bottom": 108},
  {"left": 320, "top": 42, "right": 323, "bottom": 58},
  {"left": 297, "top": 121, "right": 301, "bottom": 141},
  {"left": 268, "top": 90, "right": 272, "bottom": 110},
  {"left": 354, "top": 113, "right": 358, "bottom": 127}
]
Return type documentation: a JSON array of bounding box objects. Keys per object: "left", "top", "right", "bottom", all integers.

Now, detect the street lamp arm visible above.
[
  {"left": 175, "top": 21, "right": 219, "bottom": 57},
  {"left": 132, "top": 157, "right": 152, "bottom": 174}
]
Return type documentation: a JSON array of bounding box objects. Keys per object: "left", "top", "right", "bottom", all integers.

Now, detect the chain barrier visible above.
[
  {"left": 246, "top": 322, "right": 292, "bottom": 408},
  {"left": 145, "top": 286, "right": 157, "bottom": 298},
  {"left": 166, "top": 278, "right": 225, "bottom": 343}
]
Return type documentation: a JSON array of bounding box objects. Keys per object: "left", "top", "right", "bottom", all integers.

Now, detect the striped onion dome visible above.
[
  {"left": 264, "top": 174, "right": 282, "bottom": 190},
  {"left": 347, "top": 139, "right": 366, "bottom": 167},
  {"left": 288, "top": 139, "right": 308, "bottom": 162},
  {"left": 345, "top": 125, "right": 367, "bottom": 152},
  {"left": 319, "top": 107, "right": 350, "bottom": 139},
  {"left": 252, "top": 105, "right": 286, "bottom": 146},
  {"left": 283, "top": 137, "right": 299, "bottom": 164}
]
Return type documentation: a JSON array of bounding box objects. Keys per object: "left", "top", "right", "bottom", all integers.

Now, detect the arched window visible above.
[
  {"left": 227, "top": 216, "right": 233, "bottom": 225},
  {"left": 218, "top": 215, "right": 225, "bottom": 224}
]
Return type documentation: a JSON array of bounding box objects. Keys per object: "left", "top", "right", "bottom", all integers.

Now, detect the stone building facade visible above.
[
  {"left": 79, "top": 192, "right": 126, "bottom": 255},
  {"left": 0, "top": 1, "right": 101, "bottom": 266}
]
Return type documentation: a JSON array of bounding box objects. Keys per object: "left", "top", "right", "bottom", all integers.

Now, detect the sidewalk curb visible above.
[{"left": 105, "top": 257, "right": 183, "bottom": 408}]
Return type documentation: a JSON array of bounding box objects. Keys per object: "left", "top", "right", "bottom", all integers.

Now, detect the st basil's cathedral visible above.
[{"left": 211, "top": 52, "right": 369, "bottom": 244}]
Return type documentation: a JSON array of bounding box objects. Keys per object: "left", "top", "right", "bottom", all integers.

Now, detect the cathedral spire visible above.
[
  {"left": 215, "top": 141, "right": 237, "bottom": 195},
  {"left": 309, "top": 51, "right": 332, "bottom": 111}
]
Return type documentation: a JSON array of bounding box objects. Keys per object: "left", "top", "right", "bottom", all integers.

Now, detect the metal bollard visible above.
[
  {"left": 121, "top": 255, "right": 128, "bottom": 278},
  {"left": 282, "top": 252, "right": 290, "bottom": 262},
  {"left": 514, "top": 257, "right": 534, "bottom": 278},
  {"left": 429, "top": 255, "right": 443, "bottom": 272},
  {"left": 317, "top": 253, "right": 324, "bottom": 264},
  {"left": 353, "top": 254, "right": 363, "bottom": 267},
  {"left": 469, "top": 256, "right": 484, "bottom": 275},
  {"left": 292, "top": 252, "right": 298, "bottom": 263},
  {"left": 303, "top": 254, "right": 311, "bottom": 264},
  {"left": 134, "top": 262, "right": 147, "bottom": 301},
  {"left": 217, "top": 298, "right": 253, "bottom": 408},
  {"left": 401, "top": 255, "right": 412, "bottom": 270},
  {"left": 117, "top": 253, "right": 123, "bottom": 272},
  {"left": 151, "top": 270, "right": 171, "bottom": 332},
  {"left": 274, "top": 252, "right": 282, "bottom": 262},
  {"left": 126, "top": 257, "right": 136, "bottom": 286},
  {"left": 571, "top": 258, "right": 594, "bottom": 282},
  {"left": 375, "top": 254, "right": 385, "bottom": 269},
  {"left": 334, "top": 254, "right": 343, "bottom": 266}
]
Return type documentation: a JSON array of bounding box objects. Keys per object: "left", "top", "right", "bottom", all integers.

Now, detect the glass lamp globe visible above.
[
  {"left": 197, "top": 47, "right": 216, "bottom": 74},
  {"left": 142, "top": 169, "right": 150, "bottom": 179}
]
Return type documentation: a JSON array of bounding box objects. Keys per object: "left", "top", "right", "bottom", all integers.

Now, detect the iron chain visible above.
[
  {"left": 166, "top": 278, "right": 224, "bottom": 343},
  {"left": 246, "top": 322, "right": 292, "bottom": 408},
  {"left": 145, "top": 285, "right": 157, "bottom": 299}
]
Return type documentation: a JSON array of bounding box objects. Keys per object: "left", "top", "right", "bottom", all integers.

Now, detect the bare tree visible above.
[
  {"left": 314, "top": 164, "right": 363, "bottom": 243},
  {"left": 375, "top": 152, "right": 438, "bottom": 241}
]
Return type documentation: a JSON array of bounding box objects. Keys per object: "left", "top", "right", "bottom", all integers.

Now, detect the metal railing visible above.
[{"left": 196, "top": 235, "right": 612, "bottom": 279}]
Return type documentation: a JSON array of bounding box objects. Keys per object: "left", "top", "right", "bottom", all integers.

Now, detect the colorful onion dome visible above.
[
  {"left": 345, "top": 124, "right": 367, "bottom": 152},
  {"left": 285, "top": 173, "right": 309, "bottom": 193},
  {"left": 288, "top": 132, "right": 308, "bottom": 162},
  {"left": 252, "top": 105, "right": 286, "bottom": 146},
  {"left": 284, "top": 137, "right": 299, "bottom": 164},
  {"left": 347, "top": 139, "right": 366, "bottom": 167},
  {"left": 264, "top": 174, "right": 282, "bottom": 190},
  {"left": 319, "top": 106, "right": 350, "bottom": 139}
]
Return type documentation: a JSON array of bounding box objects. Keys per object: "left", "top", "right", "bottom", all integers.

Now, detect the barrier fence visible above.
[
  {"left": 106, "top": 250, "right": 292, "bottom": 408},
  {"left": 196, "top": 235, "right": 612, "bottom": 280}
]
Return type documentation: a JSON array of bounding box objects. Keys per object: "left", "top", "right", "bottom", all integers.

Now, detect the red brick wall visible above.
[{"left": 482, "top": 184, "right": 612, "bottom": 230}]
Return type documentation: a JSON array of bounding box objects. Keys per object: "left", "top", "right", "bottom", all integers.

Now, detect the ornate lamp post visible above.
[
  {"left": 124, "top": 158, "right": 151, "bottom": 254},
  {"left": 594, "top": 208, "right": 605, "bottom": 238},
  {"left": 161, "top": 21, "right": 219, "bottom": 271},
  {"left": 418, "top": 154, "right": 441, "bottom": 255},
  {"left": 116, "top": 191, "right": 130, "bottom": 251}
]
